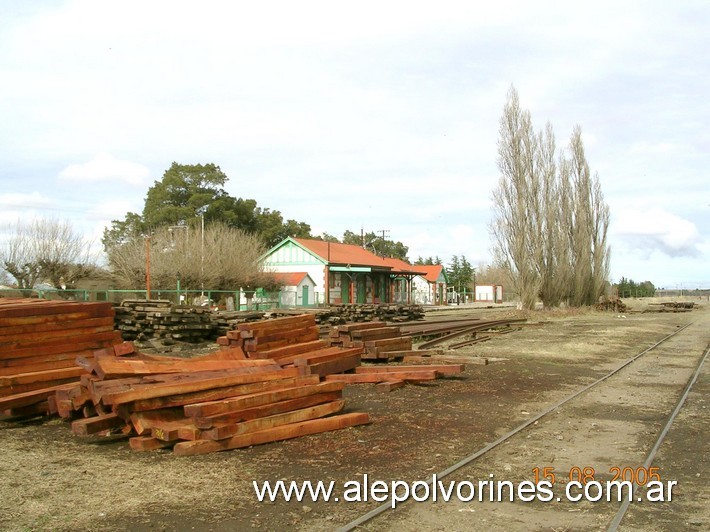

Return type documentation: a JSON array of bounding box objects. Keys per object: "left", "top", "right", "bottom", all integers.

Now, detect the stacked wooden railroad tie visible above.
[
  {"left": 216, "top": 314, "right": 463, "bottom": 390},
  {"left": 218, "top": 314, "right": 364, "bottom": 376},
  {"left": 64, "top": 343, "right": 369, "bottom": 455},
  {"left": 313, "top": 304, "right": 425, "bottom": 325},
  {"left": 0, "top": 298, "right": 122, "bottom": 417},
  {"left": 322, "top": 320, "right": 467, "bottom": 389},
  {"left": 645, "top": 301, "right": 696, "bottom": 312},
  {"left": 327, "top": 321, "right": 414, "bottom": 360},
  {"left": 210, "top": 310, "right": 266, "bottom": 337},
  {"left": 114, "top": 300, "right": 216, "bottom": 342},
  {"left": 324, "top": 363, "right": 465, "bottom": 391}
]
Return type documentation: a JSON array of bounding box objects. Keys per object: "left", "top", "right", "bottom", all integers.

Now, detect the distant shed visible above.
[{"left": 270, "top": 271, "right": 317, "bottom": 307}]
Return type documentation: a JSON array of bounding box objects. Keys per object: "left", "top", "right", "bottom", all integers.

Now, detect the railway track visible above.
[{"left": 337, "top": 318, "right": 710, "bottom": 531}]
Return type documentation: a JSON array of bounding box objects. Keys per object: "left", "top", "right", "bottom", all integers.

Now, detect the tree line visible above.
[{"left": 614, "top": 277, "right": 656, "bottom": 298}]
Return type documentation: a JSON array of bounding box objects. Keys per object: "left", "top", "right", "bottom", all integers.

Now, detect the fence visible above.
[
  {"left": 0, "top": 287, "right": 462, "bottom": 308},
  {"left": 0, "top": 288, "right": 298, "bottom": 311}
]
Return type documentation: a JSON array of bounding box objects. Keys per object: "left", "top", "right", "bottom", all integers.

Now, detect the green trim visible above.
[
  {"left": 261, "top": 238, "right": 325, "bottom": 266},
  {"left": 259, "top": 237, "right": 326, "bottom": 266},
  {"left": 329, "top": 266, "right": 371, "bottom": 273},
  {"left": 266, "top": 260, "right": 320, "bottom": 266}
]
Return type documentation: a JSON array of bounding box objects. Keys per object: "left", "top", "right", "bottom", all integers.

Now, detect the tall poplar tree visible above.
[{"left": 490, "top": 86, "right": 610, "bottom": 309}]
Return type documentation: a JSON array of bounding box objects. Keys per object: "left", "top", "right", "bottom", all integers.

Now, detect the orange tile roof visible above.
[
  {"left": 293, "top": 238, "right": 394, "bottom": 268},
  {"left": 291, "top": 238, "right": 427, "bottom": 275},
  {"left": 270, "top": 272, "right": 311, "bottom": 286},
  {"left": 380, "top": 257, "right": 427, "bottom": 276},
  {"left": 416, "top": 264, "right": 445, "bottom": 283}
]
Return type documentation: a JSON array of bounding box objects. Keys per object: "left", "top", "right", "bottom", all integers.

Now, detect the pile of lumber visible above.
[
  {"left": 327, "top": 321, "right": 415, "bottom": 360},
  {"left": 0, "top": 298, "right": 122, "bottom": 417},
  {"left": 398, "top": 318, "right": 482, "bottom": 337},
  {"left": 326, "top": 318, "right": 529, "bottom": 357},
  {"left": 114, "top": 299, "right": 170, "bottom": 339},
  {"left": 325, "top": 363, "right": 465, "bottom": 391},
  {"left": 210, "top": 310, "right": 266, "bottom": 337},
  {"left": 646, "top": 301, "right": 696, "bottom": 312},
  {"left": 114, "top": 300, "right": 216, "bottom": 342},
  {"left": 60, "top": 343, "right": 369, "bottom": 455},
  {"left": 218, "top": 314, "right": 365, "bottom": 376},
  {"left": 314, "top": 304, "right": 424, "bottom": 325},
  {"left": 220, "top": 315, "right": 464, "bottom": 389},
  {"left": 595, "top": 297, "right": 628, "bottom": 313}
]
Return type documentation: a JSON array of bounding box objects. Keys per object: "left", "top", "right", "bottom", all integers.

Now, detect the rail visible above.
[{"left": 336, "top": 323, "right": 693, "bottom": 531}]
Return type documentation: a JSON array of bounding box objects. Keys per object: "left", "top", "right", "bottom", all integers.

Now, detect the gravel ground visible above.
[{"left": 0, "top": 300, "right": 706, "bottom": 531}]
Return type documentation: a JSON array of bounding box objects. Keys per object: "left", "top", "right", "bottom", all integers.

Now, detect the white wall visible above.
[
  {"left": 476, "top": 285, "right": 495, "bottom": 301},
  {"left": 412, "top": 275, "right": 432, "bottom": 304}
]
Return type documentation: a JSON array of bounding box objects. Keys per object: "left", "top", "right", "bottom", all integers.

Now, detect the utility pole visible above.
[
  {"left": 144, "top": 235, "right": 151, "bottom": 300},
  {"left": 374, "top": 229, "right": 390, "bottom": 257},
  {"left": 197, "top": 206, "right": 207, "bottom": 297}
]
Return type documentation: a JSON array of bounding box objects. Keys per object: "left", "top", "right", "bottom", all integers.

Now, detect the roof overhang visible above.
[{"left": 329, "top": 266, "right": 373, "bottom": 273}]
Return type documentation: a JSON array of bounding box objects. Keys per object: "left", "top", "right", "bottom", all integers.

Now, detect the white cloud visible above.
[
  {"left": 0, "top": 191, "right": 52, "bottom": 209},
  {"left": 629, "top": 141, "right": 688, "bottom": 156},
  {"left": 58, "top": 153, "right": 150, "bottom": 186},
  {"left": 613, "top": 208, "right": 701, "bottom": 257},
  {"left": 86, "top": 199, "right": 143, "bottom": 222},
  {"left": 0, "top": 192, "right": 54, "bottom": 226}
]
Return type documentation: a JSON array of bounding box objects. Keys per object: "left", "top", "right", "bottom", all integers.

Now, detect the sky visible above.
[{"left": 0, "top": 0, "right": 708, "bottom": 290}]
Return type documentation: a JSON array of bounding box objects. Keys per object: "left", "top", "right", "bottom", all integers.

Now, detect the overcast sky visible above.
[{"left": 1, "top": 1, "right": 708, "bottom": 289}]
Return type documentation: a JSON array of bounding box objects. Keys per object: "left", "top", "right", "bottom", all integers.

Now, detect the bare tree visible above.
[
  {"left": 202, "top": 223, "right": 272, "bottom": 291},
  {"left": 557, "top": 154, "right": 575, "bottom": 303},
  {"left": 590, "top": 175, "right": 611, "bottom": 301},
  {"left": 491, "top": 86, "right": 540, "bottom": 310},
  {"left": 1, "top": 219, "right": 95, "bottom": 289},
  {"left": 537, "top": 122, "right": 570, "bottom": 308},
  {"left": 564, "top": 126, "right": 610, "bottom": 306},
  {"left": 490, "top": 88, "right": 611, "bottom": 309},
  {"left": 108, "top": 225, "right": 196, "bottom": 291},
  {"left": 108, "top": 222, "right": 269, "bottom": 292}
]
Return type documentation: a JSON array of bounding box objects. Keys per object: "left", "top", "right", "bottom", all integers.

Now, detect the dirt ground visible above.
[{"left": 0, "top": 298, "right": 708, "bottom": 531}]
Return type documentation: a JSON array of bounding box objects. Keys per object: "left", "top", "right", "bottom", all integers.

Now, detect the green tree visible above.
[
  {"left": 414, "top": 256, "right": 441, "bottom": 266},
  {"left": 142, "top": 162, "right": 229, "bottom": 227},
  {"left": 102, "top": 162, "right": 312, "bottom": 254},
  {"left": 638, "top": 281, "right": 656, "bottom": 297},
  {"left": 341, "top": 230, "right": 409, "bottom": 260},
  {"left": 447, "top": 255, "right": 475, "bottom": 298},
  {"left": 101, "top": 212, "right": 146, "bottom": 256},
  {"left": 614, "top": 278, "right": 655, "bottom": 298},
  {"left": 317, "top": 233, "right": 340, "bottom": 243},
  {"left": 255, "top": 208, "right": 311, "bottom": 248}
]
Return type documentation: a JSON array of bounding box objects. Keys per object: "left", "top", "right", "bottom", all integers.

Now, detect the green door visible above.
[
  {"left": 302, "top": 285, "right": 309, "bottom": 306},
  {"left": 356, "top": 276, "right": 366, "bottom": 304},
  {"left": 342, "top": 277, "right": 350, "bottom": 304}
]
